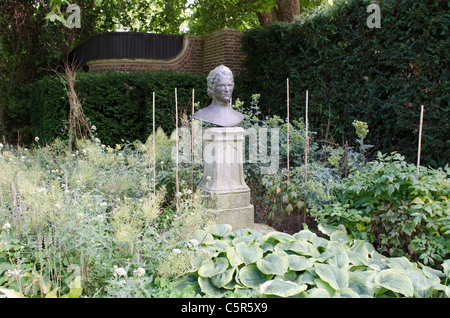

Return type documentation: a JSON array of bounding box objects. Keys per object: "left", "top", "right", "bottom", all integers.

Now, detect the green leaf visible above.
[
  {"left": 198, "top": 257, "right": 229, "bottom": 277},
  {"left": 211, "top": 268, "right": 235, "bottom": 288},
  {"left": 278, "top": 240, "right": 317, "bottom": 257},
  {"left": 68, "top": 275, "right": 82, "bottom": 298},
  {"left": 209, "top": 224, "right": 232, "bottom": 237},
  {"left": 264, "top": 231, "right": 295, "bottom": 243},
  {"left": 238, "top": 264, "right": 269, "bottom": 288},
  {"left": 287, "top": 255, "right": 316, "bottom": 271},
  {"left": 259, "top": 279, "right": 307, "bottom": 297},
  {"left": 314, "top": 263, "right": 349, "bottom": 291},
  {"left": 0, "top": 288, "right": 24, "bottom": 298},
  {"left": 198, "top": 276, "right": 227, "bottom": 297},
  {"left": 374, "top": 269, "right": 414, "bottom": 297},
  {"left": 257, "top": 253, "right": 289, "bottom": 276},
  {"left": 226, "top": 246, "right": 244, "bottom": 268},
  {"left": 329, "top": 230, "right": 351, "bottom": 243},
  {"left": 349, "top": 271, "right": 377, "bottom": 297},
  {"left": 235, "top": 243, "right": 263, "bottom": 265}
]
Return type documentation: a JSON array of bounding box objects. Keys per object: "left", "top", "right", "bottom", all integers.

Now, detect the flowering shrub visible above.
[{"left": 0, "top": 134, "right": 211, "bottom": 298}]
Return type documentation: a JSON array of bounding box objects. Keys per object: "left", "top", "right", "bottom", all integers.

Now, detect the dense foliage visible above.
[
  {"left": 240, "top": 0, "right": 450, "bottom": 167},
  {"left": 319, "top": 152, "right": 450, "bottom": 267},
  {"left": 176, "top": 223, "right": 449, "bottom": 298},
  {"left": 0, "top": 134, "right": 212, "bottom": 298},
  {"left": 0, "top": 101, "right": 448, "bottom": 298},
  {"left": 6, "top": 71, "right": 211, "bottom": 146}
]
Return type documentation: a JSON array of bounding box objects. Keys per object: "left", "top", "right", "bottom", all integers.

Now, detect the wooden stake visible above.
[
  {"left": 175, "top": 88, "right": 179, "bottom": 208},
  {"left": 305, "top": 90, "right": 309, "bottom": 184},
  {"left": 286, "top": 78, "right": 290, "bottom": 179},
  {"left": 152, "top": 91, "right": 156, "bottom": 194},
  {"left": 191, "top": 88, "right": 195, "bottom": 194},
  {"left": 417, "top": 104, "right": 424, "bottom": 174}
]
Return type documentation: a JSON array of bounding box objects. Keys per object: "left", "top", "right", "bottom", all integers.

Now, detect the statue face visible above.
[{"left": 213, "top": 75, "right": 234, "bottom": 105}]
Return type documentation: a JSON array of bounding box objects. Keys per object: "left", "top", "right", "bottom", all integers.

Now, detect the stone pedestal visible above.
[{"left": 197, "top": 127, "right": 254, "bottom": 230}]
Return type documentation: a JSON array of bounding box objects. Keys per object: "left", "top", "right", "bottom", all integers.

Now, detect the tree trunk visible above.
[{"left": 256, "top": 0, "right": 300, "bottom": 26}]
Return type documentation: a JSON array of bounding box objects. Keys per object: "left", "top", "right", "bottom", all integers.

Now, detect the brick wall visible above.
[{"left": 87, "top": 28, "right": 246, "bottom": 75}]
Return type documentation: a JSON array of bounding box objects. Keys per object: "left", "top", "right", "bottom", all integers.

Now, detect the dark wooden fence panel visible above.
[{"left": 70, "top": 32, "right": 184, "bottom": 69}]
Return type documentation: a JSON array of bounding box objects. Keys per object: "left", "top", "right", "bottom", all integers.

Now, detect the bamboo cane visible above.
[
  {"left": 305, "top": 90, "right": 309, "bottom": 184},
  {"left": 417, "top": 105, "right": 424, "bottom": 174},
  {"left": 152, "top": 91, "right": 156, "bottom": 194},
  {"left": 191, "top": 88, "right": 195, "bottom": 194},
  {"left": 175, "top": 88, "right": 179, "bottom": 209},
  {"left": 286, "top": 78, "right": 290, "bottom": 181}
]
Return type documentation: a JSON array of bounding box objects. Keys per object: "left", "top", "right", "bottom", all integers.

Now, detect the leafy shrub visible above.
[
  {"left": 174, "top": 223, "right": 450, "bottom": 298},
  {"left": 236, "top": 95, "right": 364, "bottom": 229},
  {"left": 319, "top": 152, "right": 450, "bottom": 267},
  {"left": 240, "top": 0, "right": 450, "bottom": 167},
  {"left": 6, "top": 71, "right": 212, "bottom": 147}
]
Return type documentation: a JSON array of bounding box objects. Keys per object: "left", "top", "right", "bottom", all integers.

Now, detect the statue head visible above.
[
  {"left": 192, "top": 65, "right": 243, "bottom": 127},
  {"left": 207, "top": 65, "right": 234, "bottom": 105}
]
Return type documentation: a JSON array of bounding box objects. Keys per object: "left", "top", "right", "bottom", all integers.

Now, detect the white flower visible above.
[
  {"left": 2, "top": 223, "right": 11, "bottom": 230},
  {"left": 55, "top": 203, "right": 61, "bottom": 209},
  {"left": 34, "top": 136, "right": 39, "bottom": 142},
  {"left": 5, "top": 269, "right": 20, "bottom": 277},
  {"left": 91, "top": 125, "right": 97, "bottom": 131},
  {"left": 113, "top": 265, "right": 127, "bottom": 277},
  {"left": 94, "top": 137, "right": 101, "bottom": 143},
  {"left": 96, "top": 214, "right": 104, "bottom": 222},
  {"left": 188, "top": 239, "right": 199, "bottom": 248},
  {"left": 133, "top": 267, "right": 145, "bottom": 278},
  {"left": 100, "top": 202, "right": 107, "bottom": 207},
  {"left": 0, "top": 143, "right": 3, "bottom": 149},
  {"left": 172, "top": 248, "right": 182, "bottom": 255}
]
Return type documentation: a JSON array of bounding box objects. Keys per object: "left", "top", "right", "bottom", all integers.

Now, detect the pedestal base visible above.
[
  {"left": 197, "top": 126, "right": 255, "bottom": 231},
  {"left": 211, "top": 205, "right": 254, "bottom": 231}
]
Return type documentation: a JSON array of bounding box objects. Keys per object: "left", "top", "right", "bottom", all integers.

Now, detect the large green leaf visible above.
[
  {"left": 264, "top": 231, "right": 295, "bottom": 243},
  {"left": 293, "top": 229, "right": 317, "bottom": 242},
  {"left": 329, "top": 230, "right": 352, "bottom": 244},
  {"left": 407, "top": 268, "right": 440, "bottom": 297},
  {"left": 259, "top": 279, "right": 307, "bottom": 297},
  {"left": 326, "top": 242, "right": 350, "bottom": 268},
  {"left": 209, "top": 224, "right": 232, "bottom": 238},
  {"left": 211, "top": 268, "right": 236, "bottom": 288},
  {"left": 198, "top": 257, "right": 229, "bottom": 278},
  {"left": 287, "top": 255, "right": 316, "bottom": 271},
  {"left": 226, "top": 246, "right": 244, "bottom": 268},
  {"left": 277, "top": 241, "right": 317, "bottom": 257},
  {"left": 235, "top": 243, "right": 263, "bottom": 265},
  {"left": 314, "top": 263, "right": 349, "bottom": 291},
  {"left": 198, "top": 276, "right": 227, "bottom": 297},
  {"left": 257, "top": 253, "right": 289, "bottom": 276},
  {"left": 238, "top": 264, "right": 269, "bottom": 288},
  {"left": 349, "top": 271, "right": 377, "bottom": 297},
  {"left": 374, "top": 269, "right": 414, "bottom": 297}
]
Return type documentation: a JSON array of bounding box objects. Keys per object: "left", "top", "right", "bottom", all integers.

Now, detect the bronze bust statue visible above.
[{"left": 193, "top": 65, "right": 244, "bottom": 127}]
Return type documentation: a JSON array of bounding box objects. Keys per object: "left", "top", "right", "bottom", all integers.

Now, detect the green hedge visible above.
[
  {"left": 240, "top": 0, "right": 449, "bottom": 167},
  {"left": 13, "top": 71, "right": 213, "bottom": 146}
]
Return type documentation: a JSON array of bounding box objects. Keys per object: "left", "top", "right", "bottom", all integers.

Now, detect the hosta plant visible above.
[{"left": 173, "top": 224, "right": 450, "bottom": 298}]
